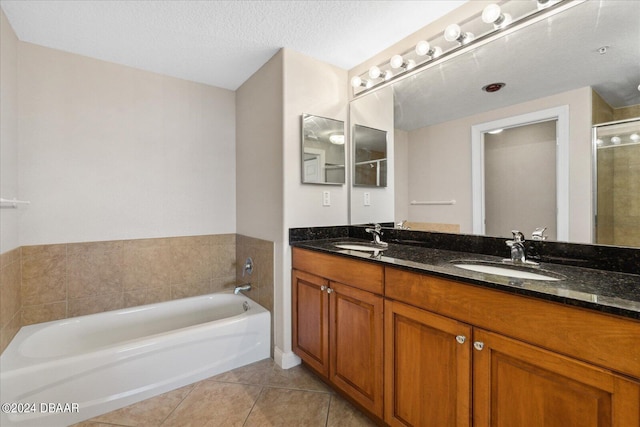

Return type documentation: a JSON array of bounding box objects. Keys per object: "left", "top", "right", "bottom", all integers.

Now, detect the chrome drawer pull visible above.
[
  {"left": 473, "top": 341, "right": 484, "bottom": 351},
  {"left": 455, "top": 335, "right": 466, "bottom": 344}
]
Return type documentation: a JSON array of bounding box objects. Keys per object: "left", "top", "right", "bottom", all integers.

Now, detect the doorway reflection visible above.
[{"left": 484, "top": 120, "right": 557, "bottom": 239}]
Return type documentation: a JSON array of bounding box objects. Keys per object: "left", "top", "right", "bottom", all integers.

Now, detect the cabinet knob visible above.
[
  {"left": 327, "top": 288, "right": 334, "bottom": 294},
  {"left": 473, "top": 341, "right": 484, "bottom": 351},
  {"left": 320, "top": 285, "right": 327, "bottom": 291},
  {"left": 455, "top": 335, "right": 466, "bottom": 344}
]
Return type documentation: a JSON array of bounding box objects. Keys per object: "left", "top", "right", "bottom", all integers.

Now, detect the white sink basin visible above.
[
  {"left": 334, "top": 243, "right": 387, "bottom": 252},
  {"left": 453, "top": 263, "right": 562, "bottom": 281}
]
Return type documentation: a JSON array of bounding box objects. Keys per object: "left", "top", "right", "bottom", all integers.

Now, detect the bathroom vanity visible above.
[{"left": 290, "top": 231, "right": 640, "bottom": 427}]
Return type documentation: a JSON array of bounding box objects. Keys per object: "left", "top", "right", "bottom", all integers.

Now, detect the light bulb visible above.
[
  {"left": 431, "top": 46, "right": 443, "bottom": 58},
  {"left": 406, "top": 60, "right": 416, "bottom": 70},
  {"left": 350, "top": 76, "right": 362, "bottom": 88},
  {"left": 596, "top": 138, "right": 604, "bottom": 146},
  {"left": 482, "top": 4, "right": 501, "bottom": 23},
  {"left": 390, "top": 55, "right": 404, "bottom": 69},
  {"left": 415, "top": 40, "right": 430, "bottom": 56},
  {"left": 382, "top": 70, "right": 393, "bottom": 81},
  {"left": 329, "top": 134, "right": 345, "bottom": 145},
  {"left": 365, "top": 80, "right": 374, "bottom": 89},
  {"left": 482, "top": 4, "right": 512, "bottom": 28},
  {"left": 630, "top": 133, "right": 640, "bottom": 142},
  {"left": 444, "top": 24, "right": 461, "bottom": 42},
  {"left": 368, "top": 66, "right": 381, "bottom": 79},
  {"left": 537, "top": 0, "right": 556, "bottom": 10},
  {"left": 611, "top": 136, "right": 621, "bottom": 145},
  {"left": 444, "top": 24, "right": 474, "bottom": 44}
]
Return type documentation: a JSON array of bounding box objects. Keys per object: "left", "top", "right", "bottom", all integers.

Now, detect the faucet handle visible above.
[
  {"left": 532, "top": 227, "right": 548, "bottom": 241},
  {"left": 510, "top": 230, "right": 525, "bottom": 243}
]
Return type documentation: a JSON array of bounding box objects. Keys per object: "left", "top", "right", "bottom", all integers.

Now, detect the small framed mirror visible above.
[
  {"left": 301, "top": 114, "right": 346, "bottom": 185},
  {"left": 353, "top": 124, "right": 387, "bottom": 187}
]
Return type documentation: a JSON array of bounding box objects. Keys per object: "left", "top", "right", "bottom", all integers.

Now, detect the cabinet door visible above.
[
  {"left": 329, "top": 281, "right": 384, "bottom": 417},
  {"left": 385, "top": 300, "right": 472, "bottom": 427},
  {"left": 473, "top": 328, "right": 640, "bottom": 427},
  {"left": 292, "top": 269, "right": 329, "bottom": 376}
]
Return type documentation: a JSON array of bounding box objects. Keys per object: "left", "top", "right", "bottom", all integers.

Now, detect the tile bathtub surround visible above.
[
  {"left": 236, "top": 234, "right": 275, "bottom": 356},
  {"left": 19, "top": 234, "right": 239, "bottom": 326},
  {"left": 73, "top": 358, "right": 376, "bottom": 427},
  {"left": 0, "top": 247, "right": 21, "bottom": 354}
]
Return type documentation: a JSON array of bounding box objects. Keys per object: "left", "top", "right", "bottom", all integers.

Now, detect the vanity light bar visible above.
[{"left": 351, "top": 0, "right": 580, "bottom": 97}]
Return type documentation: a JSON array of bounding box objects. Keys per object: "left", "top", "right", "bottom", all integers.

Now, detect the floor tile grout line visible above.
[
  {"left": 242, "top": 385, "right": 265, "bottom": 427},
  {"left": 324, "top": 394, "right": 334, "bottom": 427},
  {"left": 158, "top": 384, "right": 198, "bottom": 426},
  {"left": 209, "top": 377, "right": 334, "bottom": 395}
]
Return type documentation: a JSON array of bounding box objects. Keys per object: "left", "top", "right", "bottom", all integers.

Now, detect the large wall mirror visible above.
[
  {"left": 349, "top": 0, "right": 640, "bottom": 247},
  {"left": 301, "top": 114, "right": 345, "bottom": 185}
]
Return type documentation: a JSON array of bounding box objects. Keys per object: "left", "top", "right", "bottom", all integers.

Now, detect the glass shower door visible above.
[{"left": 593, "top": 118, "right": 640, "bottom": 247}]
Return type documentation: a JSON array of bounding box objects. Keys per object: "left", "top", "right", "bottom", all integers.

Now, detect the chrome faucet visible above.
[
  {"left": 365, "top": 223, "right": 388, "bottom": 246},
  {"left": 396, "top": 220, "right": 409, "bottom": 230},
  {"left": 506, "top": 230, "right": 527, "bottom": 263},
  {"left": 234, "top": 283, "right": 251, "bottom": 295}
]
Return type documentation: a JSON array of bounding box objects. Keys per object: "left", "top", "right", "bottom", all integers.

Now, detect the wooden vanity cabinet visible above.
[
  {"left": 292, "top": 248, "right": 384, "bottom": 418},
  {"left": 385, "top": 267, "right": 640, "bottom": 427},
  {"left": 384, "top": 299, "right": 472, "bottom": 427},
  {"left": 473, "top": 328, "right": 640, "bottom": 427}
]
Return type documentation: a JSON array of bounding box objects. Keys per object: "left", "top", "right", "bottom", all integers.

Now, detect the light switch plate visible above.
[
  {"left": 364, "top": 192, "right": 371, "bottom": 206},
  {"left": 323, "top": 191, "right": 331, "bottom": 206}
]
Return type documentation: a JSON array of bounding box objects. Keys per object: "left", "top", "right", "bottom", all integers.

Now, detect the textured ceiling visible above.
[{"left": 0, "top": 0, "right": 467, "bottom": 90}]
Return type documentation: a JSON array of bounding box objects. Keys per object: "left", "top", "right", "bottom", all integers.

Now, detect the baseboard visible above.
[{"left": 274, "top": 347, "right": 301, "bottom": 369}]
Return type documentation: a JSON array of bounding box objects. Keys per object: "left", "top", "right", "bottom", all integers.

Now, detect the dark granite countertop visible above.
[{"left": 291, "top": 237, "right": 640, "bottom": 321}]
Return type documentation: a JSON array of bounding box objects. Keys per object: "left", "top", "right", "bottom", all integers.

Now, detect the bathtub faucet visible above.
[{"left": 234, "top": 283, "right": 252, "bottom": 295}]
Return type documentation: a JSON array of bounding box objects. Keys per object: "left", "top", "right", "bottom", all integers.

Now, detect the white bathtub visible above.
[{"left": 0, "top": 291, "right": 270, "bottom": 427}]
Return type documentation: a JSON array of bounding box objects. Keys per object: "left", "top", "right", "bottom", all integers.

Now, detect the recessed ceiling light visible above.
[{"left": 482, "top": 82, "right": 506, "bottom": 93}]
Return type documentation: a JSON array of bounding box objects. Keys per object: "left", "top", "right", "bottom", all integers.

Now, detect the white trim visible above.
[
  {"left": 274, "top": 347, "right": 301, "bottom": 369},
  {"left": 471, "top": 105, "right": 570, "bottom": 241}
]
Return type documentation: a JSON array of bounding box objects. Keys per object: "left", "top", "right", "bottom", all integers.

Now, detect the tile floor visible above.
[{"left": 72, "top": 358, "right": 377, "bottom": 427}]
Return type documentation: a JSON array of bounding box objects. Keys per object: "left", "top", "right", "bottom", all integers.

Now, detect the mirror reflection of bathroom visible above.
[
  {"left": 483, "top": 120, "right": 557, "bottom": 240},
  {"left": 594, "top": 118, "right": 640, "bottom": 247},
  {"left": 301, "top": 114, "right": 346, "bottom": 185},
  {"left": 353, "top": 124, "right": 388, "bottom": 187}
]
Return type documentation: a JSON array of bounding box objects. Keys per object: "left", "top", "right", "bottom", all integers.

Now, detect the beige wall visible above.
[
  {"left": 281, "top": 48, "right": 348, "bottom": 366},
  {"left": 350, "top": 85, "right": 395, "bottom": 224},
  {"left": 18, "top": 42, "right": 236, "bottom": 246},
  {"left": 407, "top": 86, "right": 593, "bottom": 243},
  {"left": 0, "top": 10, "right": 21, "bottom": 353},
  {"left": 235, "top": 50, "right": 286, "bottom": 363},
  {"left": 394, "top": 129, "right": 410, "bottom": 223},
  {"left": 236, "top": 48, "right": 348, "bottom": 367},
  {"left": 1, "top": 10, "right": 19, "bottom": 253}
]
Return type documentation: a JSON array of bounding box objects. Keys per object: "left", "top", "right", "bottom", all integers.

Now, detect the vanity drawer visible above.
[
  {"left": 292, "top": 248, "right": 384, "bottom": 295},
  {"left": 385, "top": 267, "right": 640, "bottom": 379}
]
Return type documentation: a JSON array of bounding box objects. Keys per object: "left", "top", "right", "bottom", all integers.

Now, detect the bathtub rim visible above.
[{"left": 1, "top": 290, "right": 268, "bottom": 375}]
